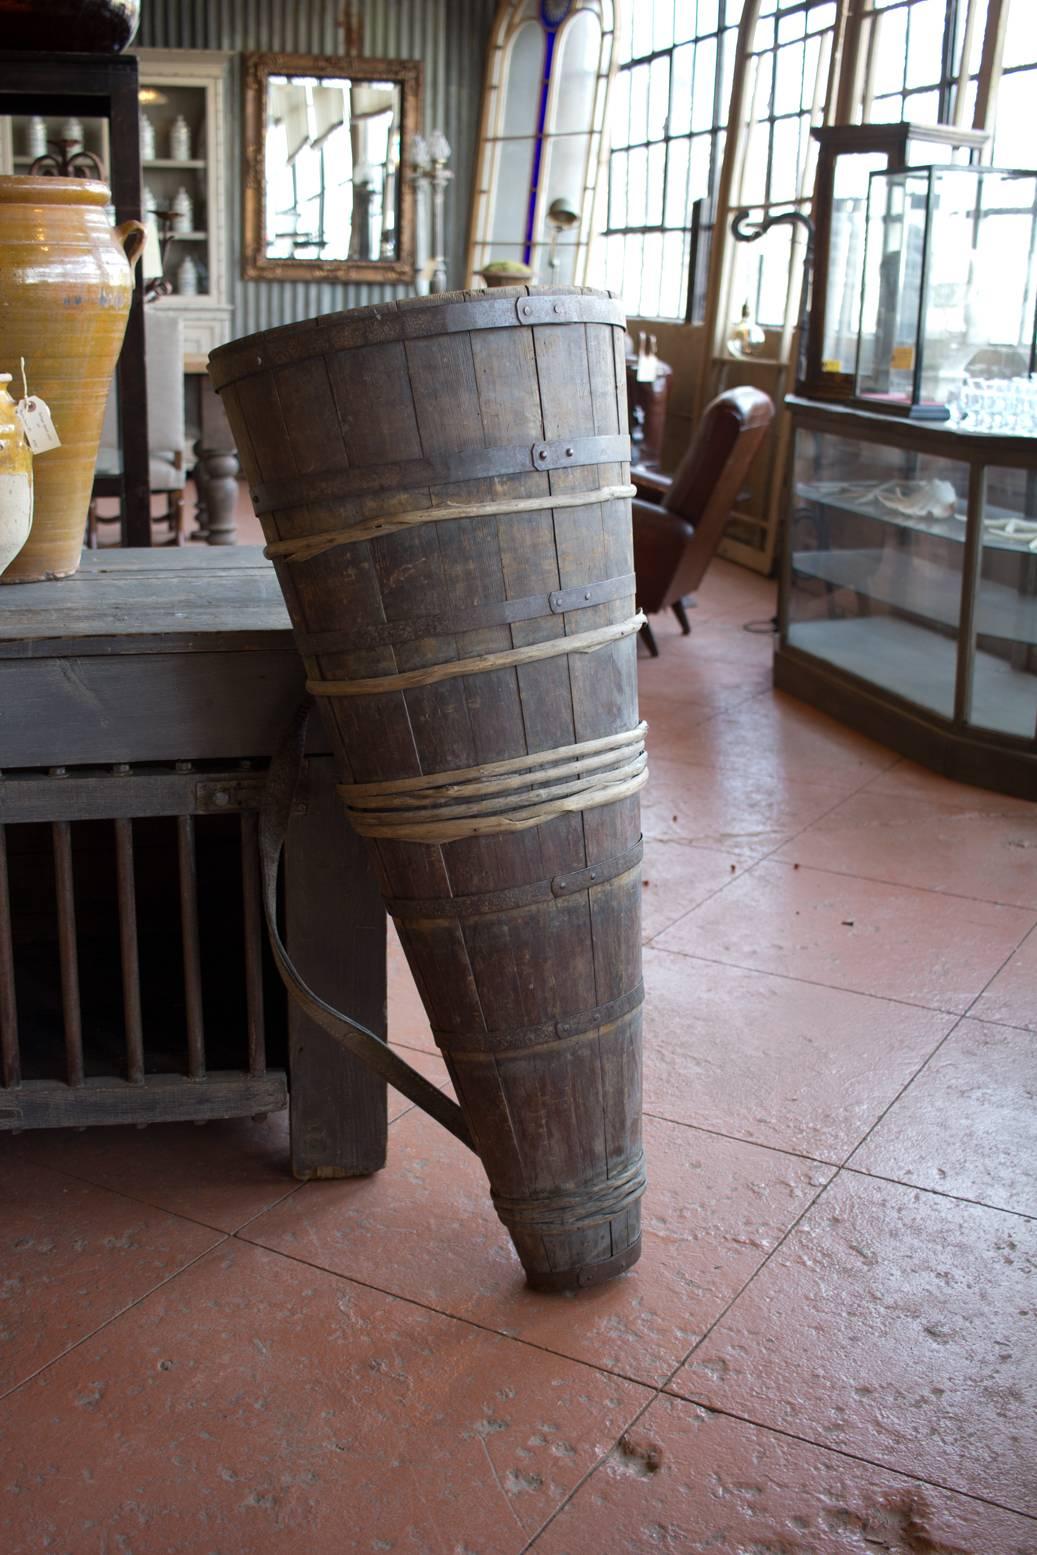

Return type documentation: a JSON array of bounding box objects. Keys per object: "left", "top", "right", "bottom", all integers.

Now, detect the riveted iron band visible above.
[
  {"left": 385, "top": 839, "right": 644, "bottom": 920},
  {"left": 295, "top": 571, "right": 636, "bottom": 657},
  {"left": 249, "top": 432, "right": 630, "bottom": 516},
  {"left": 208, "top": 289, "right": 627, "bottom": 391},
  {"left": 440, "top": 980, "right": 644, "bottom": 1059}
]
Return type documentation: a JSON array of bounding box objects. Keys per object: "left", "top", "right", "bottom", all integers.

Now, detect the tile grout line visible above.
[
  {"left": 839, "top": 907, "right": 1037, "bottom": 1183},
  {"left": 746, "top": 853, "right": 1037, "bottom": 915},
  {"left": 0, "top": 1234, "right": 230, "bottom": 1408},
  {"left": 224, "top": 1230, "right": 662, "bottom": 1392},
  {"left": 0, "top": 1149, "right": 309, "bottom": 1240},
  {"left": 641, "top": 943, "right": 971, "bottom": 1018},
  {"left": 520, "top": 1388, "right": 1037, "bottom": 1554},
  {"left": 518, "top": 1160, "right": 839, "bottom": 1554},
  {"left": 638, "top": 1108, "right": 1034, "bottom": 1219},
  {"left": 533, "top": 715, "right": 1037, "bottom": 1545},
  {"left": 961, "top": 917, "right": 1037, "bottom": 1019},
  {"left": 640, "top": 748, "right": 915, "bottom": 950},
  {"left": 820, "top": 908, "right": 1037, "bottom": 1190},
  {"left": 837, "top": 1160, "right": 1036, "bottom": 1222},
  {"left": 518, "top": 1388, "right": 661, "bottom": 1555},
  {"left": 652, "top": 1395, "right": 1037, "bottom": 1528},
  {"left": 518, "top": 694, "right": 1022, "bottom": 1548}
]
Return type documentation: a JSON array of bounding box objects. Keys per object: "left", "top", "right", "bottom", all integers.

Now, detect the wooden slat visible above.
[
  {"left": 176, "top": 814, "right": 206, "bottom": 1079},
  {"left": 114, "top": 818, "right": 144, "bottom": 1085},
  {"left": 0, "top": 825, "right": 18, "bottom": 1089},
  {"left": 0, "top": 1071, "right": 288, "bottom": 1131},
  {"left": 284, "top": 756, "right": 387, "bottom": 1179},
  {"left": 973, "top": 0, "right": 1009, "bottom": 150},
  {"left": 240, "top": 810, "right": 266, "bottom": 1078},
  {"left": 2, "top": 652, "right": 307, "bottom": 769},
  {"left": 52, "top": 820, "right": 84, "bottom": 1088}
]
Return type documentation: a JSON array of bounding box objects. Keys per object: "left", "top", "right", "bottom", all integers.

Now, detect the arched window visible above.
[{"left": 466, "top": 0, "right": 617, "bottom": 286}]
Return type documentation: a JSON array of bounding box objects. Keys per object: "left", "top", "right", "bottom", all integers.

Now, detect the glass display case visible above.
[
  {"left": 804, "top": 122, "right": 987, "bottom": 402},
  {"left": 777, "top": 397, "right": 1037, "bottom": 797},
  {"left": 855, "top": 166, "right": 1037, "bottom": 419}
]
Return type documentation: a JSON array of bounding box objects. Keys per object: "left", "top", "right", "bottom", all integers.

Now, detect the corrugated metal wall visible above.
[{"left": 138, "top": 0, "right": 496, "bottom": 336}]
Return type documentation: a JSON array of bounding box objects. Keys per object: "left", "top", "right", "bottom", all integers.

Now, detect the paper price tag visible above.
[{"left": 15, "top": 396, "right": 61, "bottom": 455}]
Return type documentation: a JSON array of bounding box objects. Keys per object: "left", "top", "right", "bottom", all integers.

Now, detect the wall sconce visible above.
[
  {"left": 410, "top": 129, "right": 452, "bottom": 294},
  {"left": 546, "top": 196, "right": 580, "bottom": 278}
]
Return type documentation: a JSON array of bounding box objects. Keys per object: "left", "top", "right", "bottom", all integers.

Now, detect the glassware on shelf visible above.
[
  {"left": 171, "top": 186, "right": 193, "bottom": 234},
  {"left": 60, "top": 117, "right": 84, "bottom": 147},
  {"left": 26, "top": 116, "right": 47, "bottom": 157},
  {"left": 727, "top": 301, "right": 766, "bottom": 358},
  {"left": 170, "top": 115, "right": 191, "bottom": 161},
  {"left": 175, "top": 255, "right": 198, "bottom": 296},
  {"left": 956, "top": 374, "right": 1037, "bottom": 435},
  {"left": 139, "top": 113, "right": 156, "bottom": 161}
]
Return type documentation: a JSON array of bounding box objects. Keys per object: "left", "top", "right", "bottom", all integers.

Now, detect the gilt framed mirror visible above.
[{"left": 242, "top": 51, "right": 421, "bottom": 283}]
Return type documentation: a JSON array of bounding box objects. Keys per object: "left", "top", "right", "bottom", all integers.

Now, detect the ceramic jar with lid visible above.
[{"left": 170, "top": 115, "right": 192, "bottom": 161}]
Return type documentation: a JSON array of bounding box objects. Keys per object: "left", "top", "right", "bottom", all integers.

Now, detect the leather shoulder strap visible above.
[{"left": 259, "top": 699, "right": 475, "bottom": 1152}]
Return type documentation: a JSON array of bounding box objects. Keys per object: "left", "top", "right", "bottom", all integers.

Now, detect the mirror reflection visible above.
[
  {"left": 243, "top": 52, "right": 419, "bottom": 282},
  {"left": 263, "top": 75, "right": 402, "bottom": 263}
]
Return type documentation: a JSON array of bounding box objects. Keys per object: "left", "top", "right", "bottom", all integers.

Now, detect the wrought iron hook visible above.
[{"left": 731, "top": 208, "right": 816, "bottom": 250}]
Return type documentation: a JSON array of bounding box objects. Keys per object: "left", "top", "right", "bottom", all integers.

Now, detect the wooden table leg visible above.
[
  {"left": 197, "top": 376, "right": 240, "bottom": 546},
  {"left": 195, "top": 447, "right": 240, "bottom": 545},
  {"left": 190, "top": 445, "right": 211, "bottom": 542},
  {"left": 285, "top": 755, "right": 388, "bottom": 1179}
]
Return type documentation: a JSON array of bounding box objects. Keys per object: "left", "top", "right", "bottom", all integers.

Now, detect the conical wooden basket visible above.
[{"left": 210, "top": 286, "right": 647, "bottom": 1291}]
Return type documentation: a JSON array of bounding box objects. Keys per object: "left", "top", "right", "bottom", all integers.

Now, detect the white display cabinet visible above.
[{"left": 133, "top": 49, "right": 233, "bottom": 361}]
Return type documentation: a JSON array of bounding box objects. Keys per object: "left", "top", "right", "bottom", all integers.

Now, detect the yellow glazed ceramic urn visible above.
[
  {"left": 0, "top": 373, "right": 32, "bottom": 574},
  {"left": 0, "top": 177, "right": 145, "bottom": 582}
]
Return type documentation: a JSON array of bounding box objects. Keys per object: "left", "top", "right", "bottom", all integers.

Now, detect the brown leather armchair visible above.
[{"left": 633, "top": 386, "right": 774, "bottom": 655}]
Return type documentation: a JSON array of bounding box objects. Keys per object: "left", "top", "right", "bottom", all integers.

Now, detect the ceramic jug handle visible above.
[{"left": 115, "top": 219, "right": 147, "bottom": 270}]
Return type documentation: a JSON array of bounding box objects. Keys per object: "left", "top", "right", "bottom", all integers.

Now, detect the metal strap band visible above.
[
  {"left": 251, "top": 433, "right": 630, "bottom": 516},
  {"left": 295, "top": 572, "right": 636, "bottom": 656},
  {"left": 384, "top": 839, "right": 644, "bottom": 920},
  {"left": 209, "top": 291, "right": 627, "bottom": 391},
  {"left": 442, "top": 980, "right": 645, "bottom": 1060},
  {"left": 308, "top": 613, "right": 644, "bottom": 700},
  {"left": 528, "top": 1237, "right": 642, "bottom": 1291},
  {"left": 492, "top": 1148, "right": 646, "bottom": 1234}
]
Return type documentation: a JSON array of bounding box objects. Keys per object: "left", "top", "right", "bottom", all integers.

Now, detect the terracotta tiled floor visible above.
[{"left": 3, "top": 558, "right": 1036, "bottom": 1553}]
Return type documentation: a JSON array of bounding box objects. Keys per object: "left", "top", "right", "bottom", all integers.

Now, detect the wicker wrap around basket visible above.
[{"left": 209, "top": 286, "right": 647, "bottom": 1291}]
